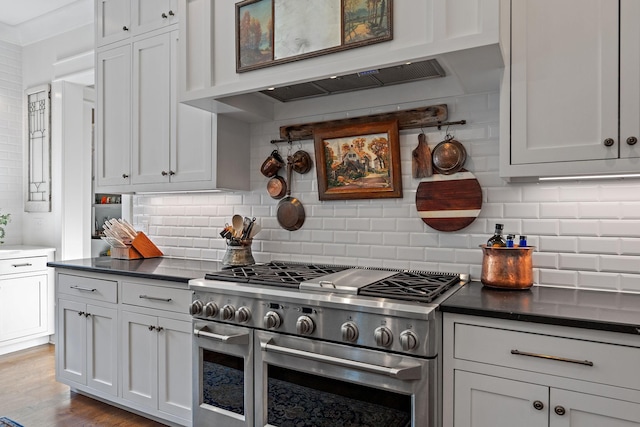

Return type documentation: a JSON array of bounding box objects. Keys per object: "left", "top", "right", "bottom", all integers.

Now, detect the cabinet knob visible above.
[
  {"left": 168, "top": 10, "right": 175, "bottom": 16},
  {"left": 122, "top": 173, "right": 129, "bottom": 179},
  {"left": 122, "top": 26, "right": 129, "bottom": 31},
  {"left": 603, "top": 138, "right": 615, "bottom": 147},
  {"left": 170, "top": 170, "right": 175, "bottom": 176},
  {"left": 554, "top": 405, "right": 566, "bottom": 416},
  {"left": 627, "top": 136, "right": 638, "bottom": 146},
  {"left": 161, "top": 171, "right": 168, "bottom": 176},
  {"left": 533, "top": 400, "right": 544, "bottom": 411},
  {"left": 78, "top": 311, "right": 85, "bottom": 317},
  {"left": 148, "top": 325, "right": 156, "bottom": 331},
  {"left": 161, "top": 12, "right": 168, "bottom": 19}
]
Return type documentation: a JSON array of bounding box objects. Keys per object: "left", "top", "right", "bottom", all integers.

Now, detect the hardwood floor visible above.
[{"left": 0, "top": 344, "right": 166, "bottom": 427}]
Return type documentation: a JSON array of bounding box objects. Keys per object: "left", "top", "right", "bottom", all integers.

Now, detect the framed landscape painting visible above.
[
  {"left": 236, "top": 0, "right": 393, "bottom": 72},
  {"left": 314, "top": 120, "right": 402, "bottom": 200}
]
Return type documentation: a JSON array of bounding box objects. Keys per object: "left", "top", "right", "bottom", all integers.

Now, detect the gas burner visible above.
[
  {"left": 359, "top": 271, "right": 460, "bottom": 303},
  {"left": 205, "top": 261, "right": 350, "bottom": 288}
]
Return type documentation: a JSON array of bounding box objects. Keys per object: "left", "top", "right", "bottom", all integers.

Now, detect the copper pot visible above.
[{"left": 480, "top": 245, "right": 534, "bottom": 290}]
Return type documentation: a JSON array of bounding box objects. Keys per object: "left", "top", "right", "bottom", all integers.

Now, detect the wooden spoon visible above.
[{"left": 232, "top": 214, "right": 243, "bottom": 238}]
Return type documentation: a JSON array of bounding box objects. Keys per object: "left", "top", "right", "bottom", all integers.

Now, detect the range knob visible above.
[
  {"left": 221, "top": 304, "right": 236, "bottom": 321},
  {"left": 374, "top": 326, "right": 393, "bottom": 348},
  {"left": 400, "top": 330, "right": 420, "bottom": 351},
  {"left": 189, "top": 300, "right": 203, "bottom": 316},
  {"left": 264, "top": 311, "right": 282, "bottom": 329},
  {"left": 341, "top": 321, "right": 359, "bottom": 342},
  {"left": 296, "top": 315, "right": 315, "bottom": 335},
  {"left": 203, "top": 302, "right": 218, "bottom": 318},
  {"left": 236, "top": 306, "right": 252, "bottom": 323}
]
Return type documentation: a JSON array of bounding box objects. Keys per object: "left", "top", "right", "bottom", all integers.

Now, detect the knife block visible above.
[{"left": 110, "top": 232, "right": 163, "bottom": 260}]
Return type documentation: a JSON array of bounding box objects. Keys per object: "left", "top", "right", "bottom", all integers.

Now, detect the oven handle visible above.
[
  {"left": 261, "top": 339, "right": 422, "bottom": 380},
  {"left": 194, "top": 326, "right": 249, "bottom": 344}
]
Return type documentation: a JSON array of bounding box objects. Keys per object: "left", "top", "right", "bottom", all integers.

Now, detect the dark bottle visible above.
[
  {"left": 519, "top": 235, "right": 527, "bottom": 247},
  {"left": 506, "top": 234, "right": 515, "bottom": 248},
  {"left": 487, "top": 224, "right": 506, "bottom": 247}
]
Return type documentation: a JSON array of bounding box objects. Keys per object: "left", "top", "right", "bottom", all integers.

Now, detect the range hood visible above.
[{"left": 260, "top": 58, "right": 446, "bottom": 102}]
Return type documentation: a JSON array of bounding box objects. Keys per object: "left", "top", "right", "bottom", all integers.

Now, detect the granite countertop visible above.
[
  {"left": 441, "top": 282, "right": 640, "bottom": 335},
  {"left": 48, "top": 257, "right": 226, "bottom": 283}
]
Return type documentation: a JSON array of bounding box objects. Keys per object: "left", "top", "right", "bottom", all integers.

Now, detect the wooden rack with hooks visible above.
[{"left": 271, "top": 104, "right": 467, "bottom": 143}]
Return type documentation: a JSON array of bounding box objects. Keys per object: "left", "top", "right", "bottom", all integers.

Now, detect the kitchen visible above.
[{"left": 0, "top": 0, "right": 640, "bottom": 426}]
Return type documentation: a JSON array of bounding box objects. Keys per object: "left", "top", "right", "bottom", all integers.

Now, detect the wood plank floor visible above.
[{"left": 0, "top": 344, "right": 167, "bottom": 427}]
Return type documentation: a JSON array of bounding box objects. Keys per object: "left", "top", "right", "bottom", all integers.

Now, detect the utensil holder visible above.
[
  {"left": 222, "top": 239, "right": 255, "bottom": 266},
  {"left": 110, "top": 232, "right": 163, "bottom": 260},
  {"left": 480, "top": 245, "right": 535, "bottom": 290}
]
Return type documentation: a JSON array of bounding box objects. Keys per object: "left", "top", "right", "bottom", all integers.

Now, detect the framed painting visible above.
[
  {"left": 236, "top": 0, "right": 393, "bottom": 72},
  {"left": 314, "top": 120, "right": 402, "bottom": 200},
  {"left": 236, "top": 0, "right": 274, "bottom": 71}
]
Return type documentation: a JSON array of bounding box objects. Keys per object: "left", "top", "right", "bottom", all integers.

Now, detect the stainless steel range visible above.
[{"left": 189, "top": 261, "right": 467, "bottom": 427}]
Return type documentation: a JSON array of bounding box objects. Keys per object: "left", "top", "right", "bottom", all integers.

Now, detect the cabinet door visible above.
[
  {"left": 454, "top": 371, "right": 548, "bottom": 427},
  {"left": 131, "top": 33, "right": 171, "bottom": 185},
  {"left": 96, "top": 0, "right": 130, "bottom": 47},
  {"left": 620, "top": 0, "right": 640, "bottom": 160},
  {"left": 96, "top": 45, "right": 132, "bottom": 188},
  {"left": 57, "top": 299, "right": 87, "bottom": 385},
  {"left": 170, "top": 30, "right": 213, "bottom": 184},
  {"left": 121, "top": 311, "right": 158, "bottom": 409},
  {"left": 86, "top": 304, "right": 118, "bottom": 396},
  {"left": 551, "top": 388, "right": 640, "bottom": 427},
  {"left": 510, "top": 0, "right": 619, "bottom": 165},
  {"left": 131, "top": 0, "right": 178, "bottom": 35},
  {"left": 0, "top": 275, "right": 47, "bottom": 341},
  {"left": 157, "top": 317, "right": 191, "bottom": 420}
]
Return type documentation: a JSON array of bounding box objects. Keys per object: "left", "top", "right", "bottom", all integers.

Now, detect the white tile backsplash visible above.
[{"left": 133, "top": 91, "right": 640, "bottom": 293}]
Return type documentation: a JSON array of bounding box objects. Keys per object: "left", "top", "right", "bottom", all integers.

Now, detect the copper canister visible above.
[{"left": 480, "top": 245, "right": 535, "bottom": 290}]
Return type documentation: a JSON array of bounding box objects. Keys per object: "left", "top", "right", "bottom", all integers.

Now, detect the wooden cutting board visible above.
[{"left": 416, "top": 170, "right": 482, "bottom": 231}]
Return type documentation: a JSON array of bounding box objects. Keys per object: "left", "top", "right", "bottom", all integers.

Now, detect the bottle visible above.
[
  {"left": 519, "top": 235, "right": 527, "bottom": 247},
  {"left": 487, "top": 224, "right": 506, "bottom": 247},
  {"left": 506, "top": 234, "right": 515, "bottom": 248}
]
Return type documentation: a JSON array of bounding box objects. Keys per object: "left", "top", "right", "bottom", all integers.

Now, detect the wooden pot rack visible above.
[{"left": 271, "top": 104, "right": 466, "bottom": 144}]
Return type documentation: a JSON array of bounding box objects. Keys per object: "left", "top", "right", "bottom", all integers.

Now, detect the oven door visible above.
[
  {"left": 193, "top": 320, "right": 254, "bottom": 427},
  {"left": 254, "top": 330, "right": 435, "bottom": 427}
]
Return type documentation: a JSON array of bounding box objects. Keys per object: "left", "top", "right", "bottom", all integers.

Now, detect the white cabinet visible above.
[
  {"left": 500, "top": 0, "right": 640, "bottom": 179},
  {"left": 96, "top": 0, "right": 178, "bottom": 47},
  {"left": 54, "top": 269, "right": 193, "bottom": 426},
  {"left": 96, "top": 45, "right": 131, "bottom": 188},
  {"left": 443, "top": 314, "right": 640, "bottom": 427},
  {"left": 121, "top": 311, "right": 192, "bottom": 421},
  {"left": 57, "top": 299, "right": 119, "bottom": 396},
  {"left": 0, "top": 250, "right": 55, "bottom": 356}
]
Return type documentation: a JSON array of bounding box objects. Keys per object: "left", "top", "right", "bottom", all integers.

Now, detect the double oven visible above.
[{"left": 189, "top": 262, "right": 465, "bottom": 427}]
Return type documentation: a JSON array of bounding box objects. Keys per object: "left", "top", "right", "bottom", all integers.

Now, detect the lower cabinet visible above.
[
  {"left": 443, "top": 313, "right": 640, "bottom": 427},
  {"left": 121, "top": 311, "right": 192, "bottom": 421},
  {"left": 57, "top": 299, "right": 118, "bottom": 396},
  {"left": 455, "top": 371, "right": 640, "bottom": 427},
  {"left": 54, "top": 270, "right": 193, "bottom": 426}
]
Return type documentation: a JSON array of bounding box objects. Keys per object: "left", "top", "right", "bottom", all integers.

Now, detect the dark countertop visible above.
[
  {"left": 441, "top": 282, "right": 640, "bottom": 335},
  {"left": 48, "top": 257, "right": 226, "bottom": 283}
]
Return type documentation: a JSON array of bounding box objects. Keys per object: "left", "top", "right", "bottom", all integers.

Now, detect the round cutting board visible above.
[{"left": 416, "top": 169, "right": 482, "bottom": 231}]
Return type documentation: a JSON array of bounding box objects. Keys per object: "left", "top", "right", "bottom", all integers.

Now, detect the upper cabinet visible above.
[
  {"left": 500, "top": 0, "right": 640, "bottom": 180},
  {"left": 95, "top": 0, "right": 250, "bottom": 193},
  {"left": 96, "top": 0, "right": 179, "bottom": 47},
  {"left": 178, "top": 0, "right": 501, "bottom": 114}
]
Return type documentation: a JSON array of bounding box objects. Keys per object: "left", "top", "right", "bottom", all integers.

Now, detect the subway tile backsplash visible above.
[{"left": 133, "top": 91, "right": 640, "bottom": 293}]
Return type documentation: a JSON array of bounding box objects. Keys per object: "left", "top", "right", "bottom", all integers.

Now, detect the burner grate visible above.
[
  {"left": 359, "top": 271, "right": 459, "bottom": 303},
  {"left": 205, "top": 261, "right": 350, "bottom": 288}
]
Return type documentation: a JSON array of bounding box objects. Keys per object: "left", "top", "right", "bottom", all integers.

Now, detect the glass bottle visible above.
[
  {"left": 487, "top": 223, "right": 506, "bottom": 247},
  {"left": 519, "top": 235, "right": 527, "bottom": 247},
  {"left": 506, "top": 234, "right": 515, "bottom": 248}
]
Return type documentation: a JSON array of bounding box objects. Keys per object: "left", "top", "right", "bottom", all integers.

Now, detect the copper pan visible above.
[
  {"left": 276, "top": 157, "right": 305, "bottom": 231},
  {"left": 480, "top": 245, "right": 535, "bottom": 290},
  {"left": 267, "top": 174, "right": 286, "bottom": 199}
]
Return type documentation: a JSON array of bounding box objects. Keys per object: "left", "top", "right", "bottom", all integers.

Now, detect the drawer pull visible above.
[
  {"left": 70, "top": 286, "right": 97, "bottom": 292},
  {"left": 511, "top": 349, "right": 593, "bottom": 366},
  {"left": 12, "top": 263, "right": 33, "bottom": 268},
  {"left": 139, "top": 294, "right": 172, "bottom": 302}
]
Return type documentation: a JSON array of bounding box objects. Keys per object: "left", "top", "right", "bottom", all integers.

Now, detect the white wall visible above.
[
  {"left": 133, "top": 85, "right": 640, "bottom": 293},
  {"left": 21, "top": 24, "right": 94, "bottom": 257},
  {"left": 0, "top": 40, "right": 23, "bottom": 245}
]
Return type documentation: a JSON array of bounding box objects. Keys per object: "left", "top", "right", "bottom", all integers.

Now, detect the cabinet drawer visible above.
[
  {"left": 0, "top": 256, "right": 47, "bottom": 275},
  {"left": 58, "top": 273, "right": 117, "bottom": 303},
  {"left": 121, "top": 282, "right": 190, "bottom": 313},
  {"left": 454, "top": 323, "right": 640, "bottom": 391}
]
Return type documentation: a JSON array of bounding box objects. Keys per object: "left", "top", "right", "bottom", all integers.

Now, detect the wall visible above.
[
  {"left": 0, "top": 40, "right": 23, "bottom": 245},
  {"left": 133, "top": 84, "right": 640, "bottom": 294}
]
